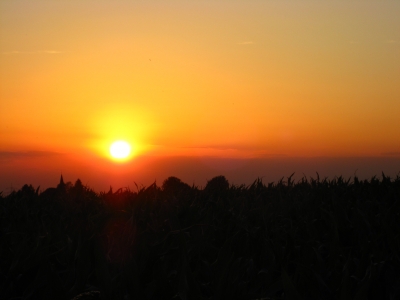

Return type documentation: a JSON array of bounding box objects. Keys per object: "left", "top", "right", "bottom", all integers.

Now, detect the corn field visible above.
[{"left": 1, "top": 174, "right": 400, "bottom": 300}]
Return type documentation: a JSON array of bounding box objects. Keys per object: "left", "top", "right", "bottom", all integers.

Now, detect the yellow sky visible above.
[{"left": 1, "top": 0, "right": 400, "bottom": 162}]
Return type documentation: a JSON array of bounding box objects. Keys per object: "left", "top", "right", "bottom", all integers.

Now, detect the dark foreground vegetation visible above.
[{"left": 1, "top": 173, "right": 400, "bottom": 300}]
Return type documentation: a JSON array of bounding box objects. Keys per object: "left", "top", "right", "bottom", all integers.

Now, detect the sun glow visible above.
[{"left": 109, "top": 141, "right": 132, "bottom": 160}]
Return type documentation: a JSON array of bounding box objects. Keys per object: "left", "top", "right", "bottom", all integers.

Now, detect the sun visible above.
[{"left": 109, "top": 140, "right": 131, "bottom": 160}]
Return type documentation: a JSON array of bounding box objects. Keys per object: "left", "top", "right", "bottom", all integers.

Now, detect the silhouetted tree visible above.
[
  {"left": 203, "top": 176, "right": 230, "bottom": 203},
  {"left": 162, "top": 176, "right": 190, "bottom": 193},
  {"left": 205, "top": 175, "right": 229, "bottom": 192},
  {"left": 20, "top": 184, "right": 36, "bottom": 196}
]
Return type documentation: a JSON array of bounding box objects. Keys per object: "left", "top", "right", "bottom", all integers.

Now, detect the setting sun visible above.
[{"left": 110, "top": 141, "right": 131, "bottom": 160}]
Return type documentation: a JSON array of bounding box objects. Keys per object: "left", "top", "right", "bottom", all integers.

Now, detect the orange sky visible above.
[{"left": 1, "top": 1, "right": 399, "bottom": 192}]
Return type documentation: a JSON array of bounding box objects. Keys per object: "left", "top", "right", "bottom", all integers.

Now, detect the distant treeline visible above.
[{"left": 1, "top": 174, "right": 400, "bottom": 300}]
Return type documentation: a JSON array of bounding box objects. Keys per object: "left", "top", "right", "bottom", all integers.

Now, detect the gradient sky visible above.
[{"left": 1, "top": 0, "right": 399, "bottom": 192}]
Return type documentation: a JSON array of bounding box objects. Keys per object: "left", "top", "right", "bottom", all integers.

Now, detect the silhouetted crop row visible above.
[{"left": 1, "top": 173, "right": 400, "bottom": 300}]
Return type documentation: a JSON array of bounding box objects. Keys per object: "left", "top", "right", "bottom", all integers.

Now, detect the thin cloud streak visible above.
[
  {"left": 381, "top": 152, "right": 400, "bottom": 157},
  {"left": 149, "top": 143, "right": 276, "bottom": 152},
  {"left": 237, "top": 41, "right": 254, "bottom": 45},
  {"left": 1, "top": 50, "right": 64, "bottom": 54},
  {"left": 0, "top": 151, "right": 63, "bottom": 160}
]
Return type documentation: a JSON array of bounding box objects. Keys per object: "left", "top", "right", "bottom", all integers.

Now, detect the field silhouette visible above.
[{"left": 1, "top": 173, "right": 400, "bottom": 299}]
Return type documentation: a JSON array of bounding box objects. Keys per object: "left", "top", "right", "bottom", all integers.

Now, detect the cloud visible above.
[
  {"left": 1, "top": 50, "right": 63, "bottom": 54},
  {"left": 0, "top": 151, "right": 63, "bottom": 160},
  {"left": 181, "top": 145, "right": 240, "bottom": 151},
  {"left": 385, "top": 40, "right": 400, "bottom": 44},
  {"left": 149, "top": 142, "right": 289, "bottom": 153},
  {"left": 147, "top": 143, "right": 240, "bottom": 151},
  {"left": 145, "top": 144, "right": 288, "bottom": 159},
  {"left": 237, "top": 41, "right": 254, "bottom": 45},
  {"left": 381, "top": 152, "right": 400, "bottom": 157},
  {"left": 1, "top": 51, "right": 22, "bottom": 54},
  {"left": 42, "top": 50, "right": 63, "bottom": 54}
]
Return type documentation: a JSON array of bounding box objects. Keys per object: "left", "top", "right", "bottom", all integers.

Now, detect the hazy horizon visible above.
[{"left": 2, "top": 153, "right": 399, "bottom": 195}]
